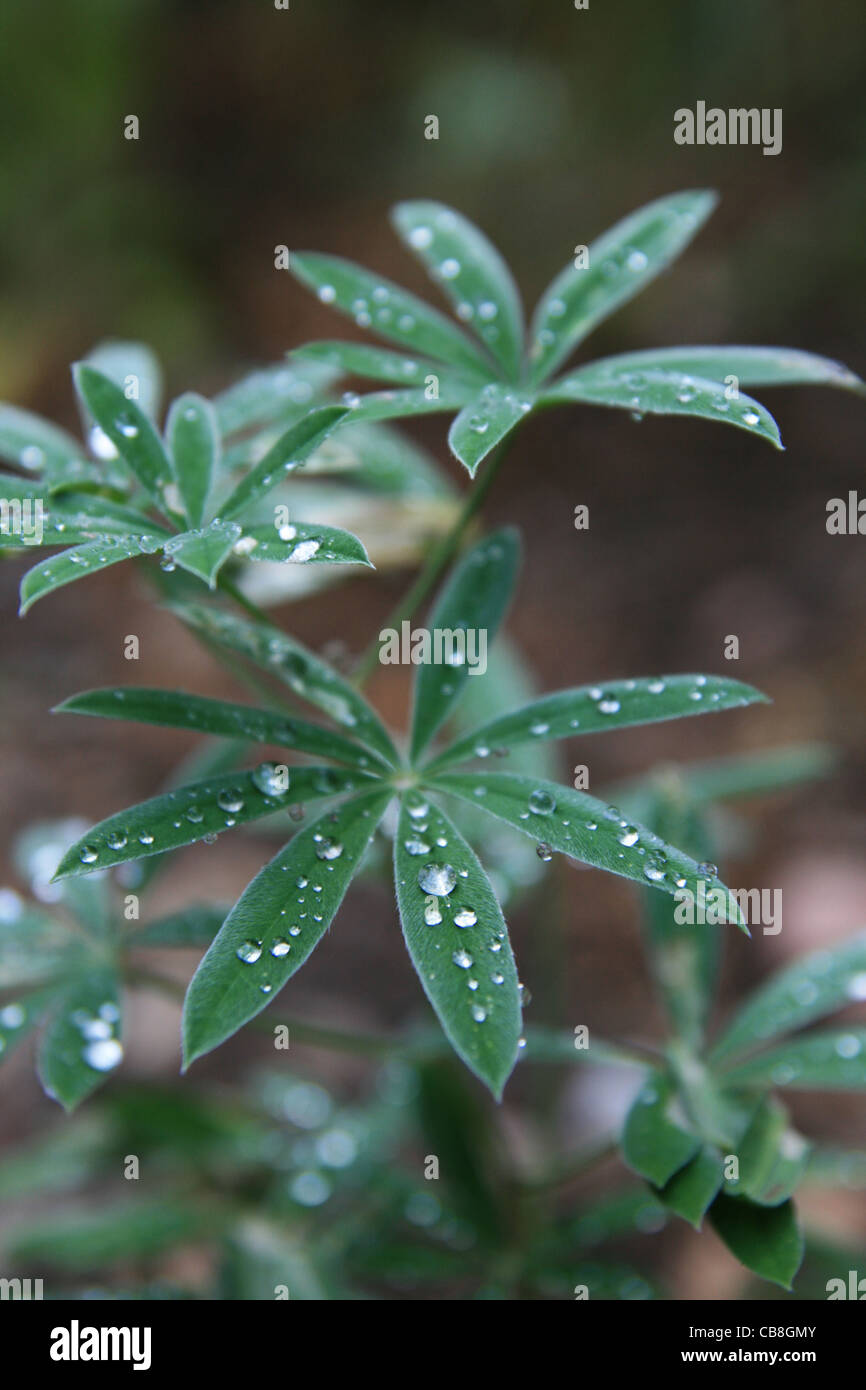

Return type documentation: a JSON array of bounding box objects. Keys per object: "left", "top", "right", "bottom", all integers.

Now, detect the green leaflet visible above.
[
  {"left": 52, "top": 765, "right": 378, "bottom": 879},
  {"left": 391, "top": 200, "right": 524, "bottom": 379},
  {"left": 409, "top": 528, "right": 521, "bottom": 761},
  {"left": 539, "top": 369, "right": 783, "bottom": 449},
  {"left": 56, "top": 687, "right": 387, "bottom": 773},
  {"left": 183, "top": 788, "right": 391, "bottom": 1065},
  {"left": 654, "top": 1147, "right": 724, "bottom": 1229},
  {"left": 448, "top": 386, "right": 533, "bottom": 475},
  {"left": 431, "top": 771, "right": 747, "bottom": 927},
  {"left": 166, "top": 392, "right": 219, "bottom": 527},
  {"left": 427, "top": 673, "right": 768, "bottom": 771},
  {"left": 219, "top": 405, "right": 348, "bottom": 521},
  {"left": 572, "top": 345, "right": 864, "bottom": 393},
  {"left": 394, "top": 797, "right": 521, "bottom": 1099},
  {"left": 289, "top": 252, "right": 493, "bottom": 379},
  {"left": 72, "top": 365, "right": 174, "bottom": 512},
  {"left": 528, "top": 190, "right": 718, "bottom": 383},
  {"left": 19, "top": 533, "right": 165, "bottom": 613}
]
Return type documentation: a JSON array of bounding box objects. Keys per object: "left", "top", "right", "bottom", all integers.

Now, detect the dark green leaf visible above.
[
  {"left": 183, "top": 789, "right": 390, "bottom": 1065},
  {"left": 290, "top": 251, "right": 492, "bottom": 378},
  {"left": 56, "top": 687, "right": 387, "bottom": 772},
  {"left": 409, "top": 528, "right": 520, "bottom": 761},
  {"left": 528, "top": 190, "right": 718, "bottom": 384},
  {"left": 394, "top": 798, "right": 521, "bottom": 1098},
  {"left": 429, "top": 673, "right": 768, "bottom": 771},
  {"left": 391, "top": 201, "right": 524, "bottom": 378},
  {"left": 293, "top": 340, "right": 448, "bottom": 388},
  {"left": 540, "top": 368, "right": 783, "bottom": 449},
  {"left": 709, "top": 1193, "right": 804, "bottom": 1289},
  {"left": 622, "top": 1073, "right": 701, "bottom": 1185},
  {"left": 166, "top": 392, "right": 219, "bottom": 527},
  {"left": 432, "top": 771, "right": 746, "bottom": 926},
  {"left": 53, "top": 765, "right": 378, "bottom": 879},
  {"left": 8, "top": 1199, "right": 209, "bottom": 1268},
  {"left": 163, "top": 520, "right": 244, "bottom": 587}
]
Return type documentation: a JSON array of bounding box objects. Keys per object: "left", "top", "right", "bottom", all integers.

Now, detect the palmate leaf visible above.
[
  {"left": 183, "top": 788, "right": 391, "bottom": 1065},
  {"left": 394, "top": 798, "right": 521, "bottom": 1099},
  {"left": 621, "top": 1073, "right": 701, "bottom": 1185},
  {"left": 219, "top": 405, "right": 348, "bottom": 521},
  {"left": 427, "top": 673, "right": 768, "bottom": 771},
  {"left": 166, "top": 392, "right": 219, "bottom": 527},
  {"left": 19, "top": 533, "right": 166, "bottom": 613},
  {"left": 708, "top": 1193, "right": 804, "bottom": 1290},
  {"left": 572, "top": 345, "right": 864, "bottom": 394},
  {"left": 168, "top": 600, "right": 399, "bottom": 765},
  {"left": 448, "top": 387, "right": 533, "bottom": 475},
  {"left": 539, "top": 369, "right": 783, "bottom": 449},
  {"left": 709, "top": 932, "right": 866, "bottom": 1062},
  {"left": 289, "top": 252, "right": 492, "bottom": 380},
  {"left": 72, "top": 365, "right": 174, "bottom": 513},
  {"left": 56, "top": 687, "right": 388, "bottom": 773},
  {"left": 430, "top": 771, "right": 747, "bottom": 927},
  {"left": 53, "top": 765, "right": 378, "bottom": 880},
  {"left": 36, "top": 964, "right": 123, "bottom": 1111},
  {"left": 720, "top": 1030, "right": 866, "bottom": 1091},
  {"left": 409, "top": 528, "right": 521, "bottom": 761},
  {"left": 527, "top": 190, "right": 718, "bottom": 385},
  {"left": 391, "top": 200, "right": 524, "bottom": 379}
]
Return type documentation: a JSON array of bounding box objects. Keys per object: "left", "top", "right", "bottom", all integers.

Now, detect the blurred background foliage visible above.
[{"left": 1, "top": 0, "right": 866, "bottom": 1298}]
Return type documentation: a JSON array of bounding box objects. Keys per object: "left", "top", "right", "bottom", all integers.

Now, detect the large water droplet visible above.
[
  {"left": 454, "top": 908, "right": 477, "bottom": 928},
  {"left": 418, "top": 863, "right": 457, "bottom": 896},
  {"left": 528, "top": 789, "right": 556, "bottom": 815},
  {"left": 237, "top": 940, "right": 263, "bottom": 964}
]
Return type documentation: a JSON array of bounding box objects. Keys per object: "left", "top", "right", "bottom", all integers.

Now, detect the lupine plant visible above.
[{"left": 2, "top": 191, "right": 865, "bottom": 1297}]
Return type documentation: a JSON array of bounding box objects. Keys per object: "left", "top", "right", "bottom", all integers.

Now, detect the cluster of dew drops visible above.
[{"left": 400, "top": 795, "right": 531, "bottom": 1040}]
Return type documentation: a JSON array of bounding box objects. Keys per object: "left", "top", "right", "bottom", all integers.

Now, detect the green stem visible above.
[
  {"left": 352, "top": 435, "right": 515, "bottom": 686},
  {"left": 216, "top": 570, "right": 276, "bottom": 625}
]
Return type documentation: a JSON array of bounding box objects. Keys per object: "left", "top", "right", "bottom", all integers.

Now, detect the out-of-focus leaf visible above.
[
  {"left": 133, "top": 905, "right": 230, "bottom": 948},
  {"left": 409, "top": 528, "right": 520, "bottom": 761},
  {"left": 721, "top": 1030, "right": 866, "bottom": 1090},
  {"left": 709, "top": 1193, "right": 804, "bottom": 1289},
  {"left": 84, "top": 340, "right": 164, "bottom": 420},
  {"left": 726, "top": 1097, "right": 811, "bottom": 1206},
  {"left": 213, "top": 359, "right": 338, "bottom": 436},
  {"left": 710, "top": 933, "right": 866, "bottom": 1062},
  {"left": 8, "top": 1199, "right": 211, "bottom": 1269},
  {"left": 622, "top": 1073, "right": 701, "bottom": 1185},
  {"left": 293, "top": 340, "right": 446, "bottom": 389},
  {"left": 655, "top": 1146, "right": 724, "bottom": 1228},
  {"left": 36, "top": 965, "right": 123, "bottom": 1110},
  {"left": 72, "top": 365, "right": 174, "bottom": 510}
]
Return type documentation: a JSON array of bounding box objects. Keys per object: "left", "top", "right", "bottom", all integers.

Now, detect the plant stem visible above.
[
  {"left": 352, "top": 435, "right": 515, "bottom": 686},
  {"left": 216, "top": 570, "right": 276, "bottom": 625}
]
